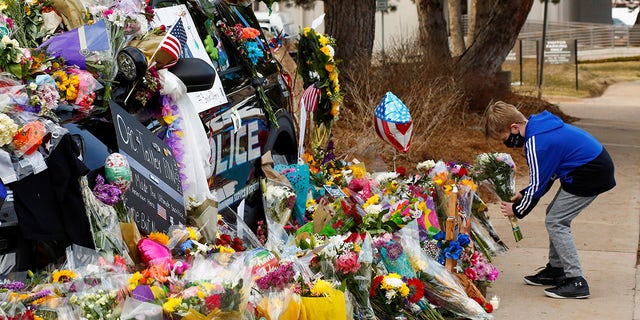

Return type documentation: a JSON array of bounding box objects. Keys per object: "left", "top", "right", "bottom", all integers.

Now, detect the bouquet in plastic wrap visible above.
[
  {"left": 470, "top": 194, "right": 508, "bottom": 259},
  {"left": 313, "top": 233, "right": 375, "bottom": 319},
  {"left": 399, "top": 221, "right": 492, "bottom": 320},
  {"left": 472, "top": 152, "right": 523, "bottom": 242},
  {"left": 372, "top": 233, "right": 444, "bottom": 320},
  {"left": 179, "top": 254, "right": 251, "bottom": 319},
  {"left": 81, "top": 175, "right": 133, "bottom": 265},
  {"left": 254, "top": 262, "right": 302, "bottom": 320}
]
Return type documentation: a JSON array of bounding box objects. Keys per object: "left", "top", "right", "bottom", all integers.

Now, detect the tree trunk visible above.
[
  {"left": 467, "top": 0, "right": 495, "bottom": 46},
  {"left": 447, "top": 0, "right": 465, "bottom": 57},
  {"left": 415, "top": 0, "right": 452, "bottom": 66},
  {"left": 457, "top": 0, "right": 533, "bottom": 77},
  {"left": 324, "top": 0, "right": 376, "bottom": 72}
]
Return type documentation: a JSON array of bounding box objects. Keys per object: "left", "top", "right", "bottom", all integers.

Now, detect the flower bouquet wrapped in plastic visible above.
[
  {"left": 470, "top": 194, "right": 508, "bottom": 259},
  {"left": 399, "top": 221, "right": 492, "bottom": 320},
  {"left": 299, "top": 278, "right": 347, "bottom": 320},
  {"left": 81, "top": 175, "right": 133, "bottom": 265},
  {"left": 254, "top": 262, "right": 302, "bottom": 320},
  {"left": 472, "top": 152, "right": 523, "bottom": 242},
  {"left": 372, "top": 234, "right": 444, "bottom": 320},
  {"left": 314, "top": 233, "right": 375, "bottom": 319},
  {"left": 180, "top": 253, "right": 251, "bottom": 319}
]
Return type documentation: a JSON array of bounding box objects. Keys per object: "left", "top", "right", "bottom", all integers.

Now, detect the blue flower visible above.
[
  {"left": 443, "top": 241, "right": 463, "bottom": 260},
  {"left": 433, "top": 231, "right": 446, "bottom": 241},
  {"left": 245, "top": 41, "right": 264, "bottom": 65},
  {"left": 457, "top": 234, "right": 471, "bottom": 247}
]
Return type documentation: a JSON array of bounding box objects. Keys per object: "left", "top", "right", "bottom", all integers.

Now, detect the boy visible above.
[{"left": 484, "top": 101, "right": 616, "bottom": 299}]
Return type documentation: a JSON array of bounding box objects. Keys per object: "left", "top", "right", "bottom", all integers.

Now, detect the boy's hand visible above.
[
  {"left": 500, "top": 202, "right": 515, "bottom": 217},
  {"left": 510, "top": 193, "right": 523, "bottom": 202}
]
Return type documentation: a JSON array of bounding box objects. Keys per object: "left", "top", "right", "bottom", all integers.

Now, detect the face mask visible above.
[{"left": 503, "top": 133, "right": 525, "bottom": 148}]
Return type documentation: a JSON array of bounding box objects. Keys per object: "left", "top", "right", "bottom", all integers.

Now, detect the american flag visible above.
[
  {"left": 157, "top": 204, "right": 167, "bottom": 220},
  {"left": 300, "top": 84, "right": 320, "bottom": 112},
  {"left": 159, "top": 18, "right": 187, "bottom": 68}
]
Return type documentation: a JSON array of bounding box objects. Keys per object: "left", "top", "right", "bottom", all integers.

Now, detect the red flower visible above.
[
  {"left": 370, "top": 275, "right": 384, "bottom": 297},
  {"left": 471, "top": 297, "right": 493, "bottom": 313},
  {"left": 465, "top": 267, "right": 478, "bottom": 281},
  {"left": 406, "top": 278, "right": 425, "bottom": 303},
  {"left": 205, "top": 294, "right": 221, "bottom": 311},
  {"left": 396, "top": 166, "right": 407, "bottom": 176}
]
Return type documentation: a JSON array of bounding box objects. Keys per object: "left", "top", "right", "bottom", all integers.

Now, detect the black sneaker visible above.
[
  {"left": 524, "top": 263, "right": 565, "bottom": 286},
  {"left": 544, "top": 276, "right": 590, "bottom": 299}
]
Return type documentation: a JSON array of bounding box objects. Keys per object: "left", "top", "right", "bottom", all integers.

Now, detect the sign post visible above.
[
  {"left": 377, "top": 0, "right": 388, "bottom": 62},
  {"left": 543, "top": 39, "right": 578, "bottom": 91}
]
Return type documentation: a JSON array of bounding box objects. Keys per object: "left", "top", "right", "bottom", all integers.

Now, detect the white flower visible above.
[
  {"left": 383, "top": 277, "right": 404, "bottom": 289},
  {"left": 374, "top": 172, "right": 398, "bottom": 185},
  {"left": 385, "top": 289, "right": 397, "bottom": 300},
  {"left": 0, "top": 113, "right": 18, "bottom": 147},
  {"left": 365, "top": 204, "right": 383, "bottom": 215},
  {"left": 416, "top": 159, "right": 436, "bottom": 172}
]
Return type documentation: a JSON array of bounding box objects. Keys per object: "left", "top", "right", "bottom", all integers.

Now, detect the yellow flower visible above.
[
  {"left": 25, "top": 6, "right": 31, "bottom": 16},
  {"left": 219, "top": 246, "right": 235, "bottom": 253},
  {"left": 318, "top": 35, "right": 329, "bottom": 46},
  {"left": 186, "top": 227, "right": 198, "bottom": 241},
  {"left": 353, "top": 243, "right": 361, "bottom": 252},
  {"left": 151, "top": 286, "right": 166, "bottom": 299},
  {"left": 444, "top": 184, "right": 453, "bottom": 194},
  {"left": 310, "top": 279, "right": 334, "bottom": 296},
  {"left": 51, "top": 270, "right": 77, "bottom": 283},
  {"left": 128, "top": 272, "right": 143, "bottom": 291},
  {"left": 350, "top": 165, "right": 366, "bottom": 179},
  {"left": 329, "top": 71, "right": 338, "bottom": 83},
  {"left": 148, "top": 232, "right": 170, "bottom": 245},
  {"left": 320, "top": 46, "right": 331, "bottom": 57},
  {"left": 303, "top": 27, "right": 311, "bottom": 37},
  {"left": 163, "top": 297, "right": 182, "bottom": 313},
  {"left": 306, "top": 198, "right": 316, "bottom": 208},
  {"left": 399, "top": 283, "right": 410, "bottom": 297},
  {"left": 197, "top": 289, "right": 206, "bottom": 299},
  {"left": 363, "top": 194, "right": 380, "bottom": 209},
  {"left": 459, "top": 179, "right": 478, "bottom": 192}
]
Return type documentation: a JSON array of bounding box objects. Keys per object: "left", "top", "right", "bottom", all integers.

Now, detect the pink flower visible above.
[
  {"left": 6, "top": 18, "right": 13, "bottom": 29},
  {"left": 103, "top": 9, "right": 114, "bottom": 16},
  {"left": 336, "top": 252, "right": 361, "bottom": 275}
]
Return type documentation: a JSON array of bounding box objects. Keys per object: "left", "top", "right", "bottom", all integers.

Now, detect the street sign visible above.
[
  {"left": 376, "top": 0, "right": 389, "bottom": 11},
  {"left": 544, "top": 39, "right": 576, "bottom": 65}
]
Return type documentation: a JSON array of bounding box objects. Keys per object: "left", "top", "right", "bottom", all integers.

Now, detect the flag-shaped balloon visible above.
[{"left": 373, "top": 92, "right": 413, "bottom": 153}]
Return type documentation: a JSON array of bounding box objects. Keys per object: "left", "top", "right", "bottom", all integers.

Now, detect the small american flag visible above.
[
  {"left": 300, "top": 84, "right": 320, "bottom": 112},
  {"left": 159, "top": 18, "right": 187, "bottom": 68},
  {"left": 157, "top": 204, "right": 167, "bottom": 220}
]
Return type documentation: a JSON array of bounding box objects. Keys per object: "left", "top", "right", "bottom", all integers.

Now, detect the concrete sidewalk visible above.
[{"left": 486, "top": 81, "right": 640, "bottom": 319}]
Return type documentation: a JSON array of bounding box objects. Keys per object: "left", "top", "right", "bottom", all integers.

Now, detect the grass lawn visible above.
[{"left": 502, "top": 57, "right": 640, "bottom": 98}]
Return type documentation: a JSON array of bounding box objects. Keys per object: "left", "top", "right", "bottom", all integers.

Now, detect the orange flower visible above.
[
  {"left": 325, "top": 64, "right": 334, "bottom": 73},
  {"left": 241, "top": 27, "right": 261, "bottom": 40}
]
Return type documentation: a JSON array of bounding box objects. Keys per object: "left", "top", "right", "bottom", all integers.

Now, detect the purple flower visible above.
[
  {"left": 383, "top": 242, "right": 404, "bottom": 261},
  {"left": 93, "top": 174, "right": 123, "bottom": 206}
]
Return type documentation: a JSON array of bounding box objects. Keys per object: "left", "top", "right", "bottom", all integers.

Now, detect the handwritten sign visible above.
[
  {"left": 110, "top": 101, "right": 185, "bottom": 234},
  {"left": 152, "top": 5, "right": 228, "bottom": 113}
]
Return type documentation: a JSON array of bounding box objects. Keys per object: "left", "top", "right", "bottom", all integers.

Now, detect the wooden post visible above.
[{"left": 445, "top": 186, "right": 458, "bottom": 272}]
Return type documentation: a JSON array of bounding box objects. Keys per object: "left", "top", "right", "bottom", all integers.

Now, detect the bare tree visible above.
[
  {"left": 467, "top": 0, "right": 496, "bottom": 45},
  {"left": 447, "top": 0, "right": 465, "bottom": 57},
  {"left": 457, "top": 0, "right": 533, "bottom": 76},
  {"left": 415, "top": 0, "right": 452, "bottom": 66}
]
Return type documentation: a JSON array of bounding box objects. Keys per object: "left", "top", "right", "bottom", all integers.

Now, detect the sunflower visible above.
[
  {"left": 51, "top": 269, "right": 77, "bottom": 283},
  {"left": 148, "top": 231, "right": 170, "bottom": 245}
]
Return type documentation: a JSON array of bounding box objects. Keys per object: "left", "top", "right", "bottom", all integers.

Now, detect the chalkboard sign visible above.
[{"left": 110, "top": 101, "right": 185, "bottom": 234}]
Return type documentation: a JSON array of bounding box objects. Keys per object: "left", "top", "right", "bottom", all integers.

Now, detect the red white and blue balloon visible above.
[{"left": 373, "top": 92, "right": 413, "bottom": 153}]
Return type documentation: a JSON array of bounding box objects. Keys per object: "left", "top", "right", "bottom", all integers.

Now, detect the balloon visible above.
[
  {"left": 13, "top": 121, "right": 46, "bottom": 155},
  {"left": 105, "top": 153, "right": 132, "bottom": 192},
  {"left": 373, "top": 92, "right": 413, "bottom": 153},
  {"left": 137, "top": 238, "right": 171, "bottom": 266}
]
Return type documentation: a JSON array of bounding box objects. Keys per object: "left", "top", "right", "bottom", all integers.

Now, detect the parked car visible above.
[{"left": 0, "top": 0, "right": 297, "bottom": 271}]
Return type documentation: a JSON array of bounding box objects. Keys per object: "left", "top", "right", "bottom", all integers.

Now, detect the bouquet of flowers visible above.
[
  {"left": 296, "top": 26, "right": 342, "bottom": 127},
  {"left": 472, "top": 153, "right": 523, "bottom": 242},
  {"left": 369, "top": 273, "right": 425, "bottom": 319},
  {"left": 297, "top": 278, "right": 347, "bottom": 320},
  {"left": 399, "top": 221, "right": 492, "bottom": 320},
  {"left": 262, "top": 180, "right": 296, "bottom": 226},
  {"left": 216, "top": 21, "right": 277, "bottom": 126}
]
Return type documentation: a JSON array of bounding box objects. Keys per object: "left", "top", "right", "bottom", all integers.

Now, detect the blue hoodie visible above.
[{"left": 512, "top": 111, "right": 616, "bottom": 218}]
